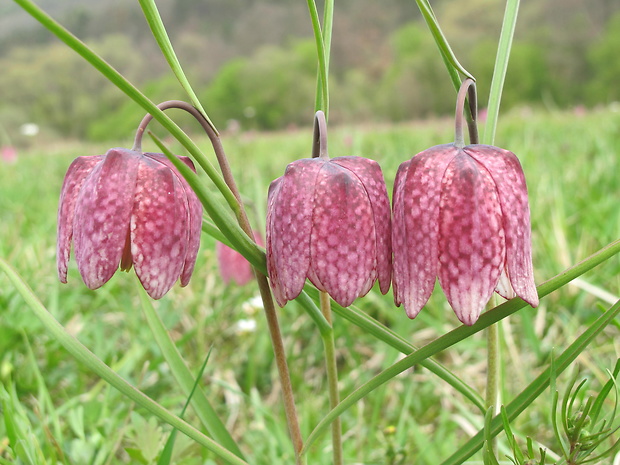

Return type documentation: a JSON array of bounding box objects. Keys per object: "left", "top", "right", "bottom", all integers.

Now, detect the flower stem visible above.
[
  {"left": 319, "top": 291, "right": 343, "bottom": 465},
  {"left": 454, "top": 78, "right": 479, "bottom": 148}
]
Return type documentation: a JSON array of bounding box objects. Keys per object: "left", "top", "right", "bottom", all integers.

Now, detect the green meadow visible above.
[{"left": 1, "top": 106, "right": 619, "bottom": 463}]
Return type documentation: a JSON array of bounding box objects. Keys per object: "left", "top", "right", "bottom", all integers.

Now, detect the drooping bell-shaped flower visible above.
[
  {"left": 57, "top": 147, "right": 202, "bottom": 299},
  {"left": 392, "top": 80, "right": 538, "bottom": 325},
  {"left": 266, "top": 112, "right": 391, "bottom": 307}
]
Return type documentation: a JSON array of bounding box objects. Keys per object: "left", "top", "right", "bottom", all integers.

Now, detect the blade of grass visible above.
[
  {"left": 138, "top": 286, "right": 245, "bottom": 460},
  {"left": 440, "top": 298, "right": 620, "bottom": 465},
  {"left": 137, "top": 0, "right": 217, "bottom": 134},
  {"left": 483, "top": 0, "right": 520, "bottom": 145},
  {"left": 301, "top": 239, "right": 620, "bottom": 454},
  {"left": 0, "top": 258, "right": 249, "bottom": 465},
  {"left": 158, "top": 347, "right": 215, "bottom": 465},
  {"left": 306, "top": 0, "right": 329, "bottom": 116}
]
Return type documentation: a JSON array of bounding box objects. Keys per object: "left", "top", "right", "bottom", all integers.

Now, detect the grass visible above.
[{"left": 0, "top": 105, "right": 619, "bottom": 464}]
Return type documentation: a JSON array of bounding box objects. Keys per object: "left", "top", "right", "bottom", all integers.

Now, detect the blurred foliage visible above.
[{"left": 1, "top": 0, "right": 619, "bottom": 139}]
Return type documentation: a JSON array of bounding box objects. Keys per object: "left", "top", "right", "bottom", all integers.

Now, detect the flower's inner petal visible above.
[
  {"left": 267, "top": 159, "right": 323, "bottom": 306},
  {"left": 309, "top": 162, "right": 376, "bottom": 307},
  {"left": 394, "top": 144, "right": 458, "bottom": 318},
  {"left": 465, "top": 146, "right": 539, "bottom": 308},
  {"left": 332, "top": 156, "right": 392, "bottom": 295},
  {"left": 495, "top": 267, "right": 515, "bottom": 300},
  {"left": 57, "top": 155, "right": 105, "bottom": 283},
  {"left": 131, "top": 156, "right": 189, "bottom": 299},
  {"left": 145, "top": 153, "right": 202, "bottom": 287},
  {"left": 73, "top": 149, "right": 140, "bottom": 290},
  {"left": 437, "top": 152, "right": 506, "bottom": 325}
]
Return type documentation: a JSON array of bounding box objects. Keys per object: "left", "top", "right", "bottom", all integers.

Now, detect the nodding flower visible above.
[{"left": 57, "top": 147, "right": 202, "bottom": 299}]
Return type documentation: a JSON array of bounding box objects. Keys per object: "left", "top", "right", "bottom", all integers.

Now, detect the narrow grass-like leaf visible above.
[
  {"left": 158, "top": 347, "right": 215, "bottom": 465},
  {"left": 590, "top": 360, "right": 620, "bottom": 424},
  {"left": 12, "top": 0, "right": 238, "bottom": 212},
  {"left": 440, "top": 298, "right": 620, "bottom": 465},
  {"left": 0, "top": 259, "right": 249, "bottom": 465},
  {"left": 482, "top": 407, "right": 501, "bottom": 465},
  {"left": 306, "top": 285, "right": 486, "bottom": 412},
  {"left": 483, "top": 0, "right": 520, "bottom": 145},
  {"left": 137, "top": 0, "right": 216, "bottom": 134},
  {"left": 138, "top": 286, "right": 245, "bottom": 460},
  {"left": 302, "top": 240, "right": 620, "bottom": 454},
  {"left": 414, "top": 0, "right": 474, "bottom": 87}
]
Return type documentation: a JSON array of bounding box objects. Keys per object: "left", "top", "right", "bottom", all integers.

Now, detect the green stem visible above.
[{"left": 319, "top": 291, "right": 343, "bottom": 465}]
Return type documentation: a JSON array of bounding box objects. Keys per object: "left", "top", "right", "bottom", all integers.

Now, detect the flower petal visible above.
[
  {"left": 437, "top": 151, "right": 506, "bottom": 325},
  {"left": 145, "top": 153, "right": 202, "bottom": 287},
  {"left": 57, "top": 155, "right": 104, "bottom": 283},
  {"left": 131, "top": 156, "right": 189, "bottom": 299},
  {"left": 393, "top": 144, "right": 458, "bottom": 318},
  {"left": 466, "top": 146, "right": 538, "bottom": 308},
  {"left": 332, "top": 156, "right": 392, "bottom": 294},
  {"left": 309, "top": 162, "right": 376, "bottom": 307},
  {"left": 73, "top": 148, "right": 139, "bottom": 290},
  {"left": 266, "top": 159, "right": 323, "bottom": 306}
]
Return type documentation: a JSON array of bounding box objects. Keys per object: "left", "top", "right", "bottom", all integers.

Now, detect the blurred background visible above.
[{"left": 1, "top": 0, "right": 619, "bottom": 145}]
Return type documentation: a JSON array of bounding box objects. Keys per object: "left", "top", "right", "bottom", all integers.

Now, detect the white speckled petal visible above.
[
  {"left": 145, "top": 153, "right": 202, "bottom": 287},
  {"left": 437, "top": 151, "right": 506, "bottom": 325},
  {"left": 266, "top": 158, "right": 323, "bottom": 306},
  {"left": 466, "top": 146, "right": 539, "bottom": 308},
  {"left": 131, "top": 156, "right": 189, "bottom": 299},
  {"left": 73, "top": 148, "right": 140, "bottom": 290},
  {"left": 309, "top": 162, "right": 376, "bottom": 307},
  {"left": 393, "top": 144, "right": 458, "bottom": 318},
  {"left": 332, "top": 156, "right": 392, "bottom": 295},
  {"left": 57, "top": 154, "right": 104, "bottom": 283}
]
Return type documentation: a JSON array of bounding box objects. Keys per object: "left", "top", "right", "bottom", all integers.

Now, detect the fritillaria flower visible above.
[
  {"left": 266, "top": 154, "right": 392, "bottom": 308},
  {"left": 393, "top": 79, "right": 538, "bottom": 325},
  {"left": 392, "top": 143, "right": 539, "bottom": 325},
  {"left": 57, "top": 147, "right": 202, "bottom": 299},
  {"left": 217, "top": 231, "right": 264, "bottom": 286}
]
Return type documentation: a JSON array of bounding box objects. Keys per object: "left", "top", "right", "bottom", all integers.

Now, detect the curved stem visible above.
[
  {"left": 454, "top": 78, "right": 479, "bottom": 148},
  {"left": 312, "top": 111, "right": 329, "bottom": 160}
]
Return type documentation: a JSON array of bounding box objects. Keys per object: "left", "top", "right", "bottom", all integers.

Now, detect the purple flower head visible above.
[
  {"left": 57, "top": 147, "right": 202, "bottom": 299},
  {"left": 266, "top": 156, "right": 392, "bottom": 307},
  {"left": 392, "top": 143, "right": 538, "bottom": 325}
]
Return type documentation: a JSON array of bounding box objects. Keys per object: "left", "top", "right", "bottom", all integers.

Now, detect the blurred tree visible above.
[
  {"left": 586, "top": 11, "right": 620, "bottom": 104},
  {"left": 0, "top": 34, "right": 145, "bottom": 139}
]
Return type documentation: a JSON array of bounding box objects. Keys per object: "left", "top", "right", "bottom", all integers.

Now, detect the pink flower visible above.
[
  {"left": 392, "top": 143, "right": 538, "bottom": 325},
  {"left": 267, "top": 156, "right": 391, "bottom": 307},
  {"left": 217, "top": 232, "right": 264, "bottom": 286},
  {"left": 1, "top": 146, "right": 17, "bottom": 163},
  {"left": 57, "top": 147, "right": 202, "bottom": 299}
]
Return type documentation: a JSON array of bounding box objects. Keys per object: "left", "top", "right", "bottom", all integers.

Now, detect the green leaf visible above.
[
  {"left": 137, "top": 0, "right": 217, "bottom": 134},
  {"left": 138, "top": 287, "right": 245, "bottom": 460},
  {"left": 440, "top": 297, "right": 620, "bottom": 465},
  {"left": 301, "top": 239, "right": 620, "bottom": 456},
  {"left": 0, "top": 258, "right": 250, "bottom": 465},
  {"left": 483, "top": 0, "right": 520, "bottom": 145}
]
